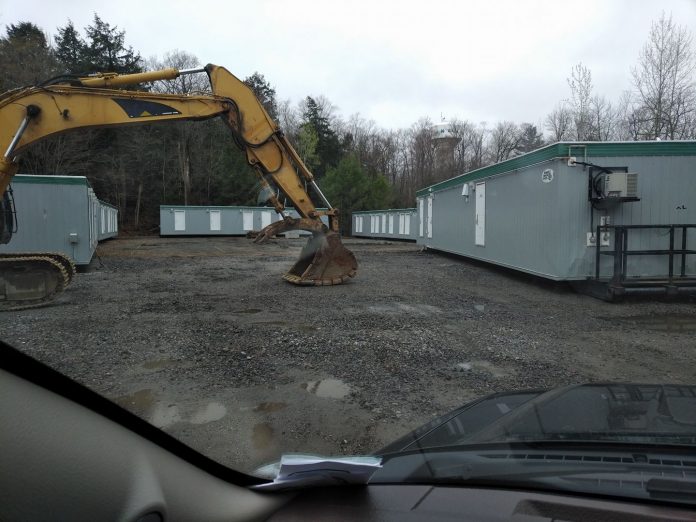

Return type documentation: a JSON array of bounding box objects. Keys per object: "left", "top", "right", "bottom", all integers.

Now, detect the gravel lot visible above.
[{"left": 3, "top": 236, "right": 696, "bottom": 472}]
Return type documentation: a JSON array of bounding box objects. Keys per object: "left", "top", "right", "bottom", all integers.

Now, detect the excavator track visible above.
[{"left": 0, "top": 253, "right": 74, "bottom": 311}]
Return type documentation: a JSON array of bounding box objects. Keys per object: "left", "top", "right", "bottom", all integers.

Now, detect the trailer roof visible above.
[
  {"left": 416, "top": 140, "right": 696, "bottom": 197},
  {"left": 352, "top": 208, "right": 417, "bottom": 214},
  {"left": 13, "top": 174, "right": 90, "bottom": 186},
  {"left": 159, "top": 205, "right": 329, "bottom": 211}
]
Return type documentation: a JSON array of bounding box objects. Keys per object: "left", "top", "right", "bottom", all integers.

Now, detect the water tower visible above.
[{"left": 432, "top": 118, "right": 460, "bottom": 172}]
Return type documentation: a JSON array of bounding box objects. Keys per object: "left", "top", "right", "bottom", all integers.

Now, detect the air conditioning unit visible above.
[{"left": 604, "top": 172, "right": 638, "bottom": 198}]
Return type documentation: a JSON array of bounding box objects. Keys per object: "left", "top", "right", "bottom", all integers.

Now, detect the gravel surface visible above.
[{"left": 3, "top": 236, "right": 696, "bottom": 472}]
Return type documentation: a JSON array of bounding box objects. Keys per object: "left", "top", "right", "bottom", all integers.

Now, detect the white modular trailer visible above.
[
  {"left": 352, "top": 209, "right": 418, "bottom": 241},
  {"left": 159, "top": 206, "right": 328, "bottom": 236},
  {"left": 0, "top": 174, "right": 118, "bottom": 265},
  {"left": 97, "top": 201, "right": 119, "bottom": 241},
  {"left": 415, "top": 141, "right": 696, "bottom": 295}
]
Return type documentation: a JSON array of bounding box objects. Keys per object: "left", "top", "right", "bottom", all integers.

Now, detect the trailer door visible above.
[
  {"left": 475, "top": 182, "right": 485, "bottom": 246},
  {"left": 174, "top": 210, "right": 186, "bottom": 231},
  {"left": 209, "top": 210, "right": 221, "bottom": 231},
  {"left": 419, "top": 199, "right": 424, "bottom": 237},
  {"left": 427, "top": 196, "right": 433, "bottom": 239},
  {"left": 242, "top": 210, "right": 254, "bottom": 231},
  {"left": 261, "top": 210, "right": 272, "bottom": 229}
]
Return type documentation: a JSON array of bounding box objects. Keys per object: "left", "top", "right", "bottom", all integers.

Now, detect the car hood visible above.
[{"left": 377, "top": 383, "right": 696, "bottom": 455}]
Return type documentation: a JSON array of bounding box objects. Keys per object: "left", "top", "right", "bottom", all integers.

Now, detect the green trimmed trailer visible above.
[
  {"left": 159, "top": 206, "right": 328, "bottom": 237},
  {"left": 352, "top": 209, "right": 418, "bottom": 241},
  {"left": 415, "top": 141, "right": 696, "bottom": 299},
  {"left": 0, "top": 174, "right": 118, "bottom": 265}
]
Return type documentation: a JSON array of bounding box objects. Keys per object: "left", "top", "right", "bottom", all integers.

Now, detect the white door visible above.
[
  {"left": 261, "top": 210, "right": 272, "bottom": 229},
  {"left": 475, "top": 182, "right": 485, "bottom": 246},
  {"left": 242, "top": 210, "right": 254, "bottom": 231},
  {"left": 404, "top": 214, "right": 411, "bottom": 235},
  {"left": 174, "top": 210, "right": 186, "bottom": 231},
  {"left": 209, "top": 210, "right": 221, "bottom": 231},
  {"left": 426, "top": 196, "right": 433, "bottom": 239},
  {"left": 388, "top": 215, "right": 394, "bottom": 234},
  {"left": 381, "top": 214, "right": 387, "bottom": 233},
  {"left": 418, "top": 199, "right": 424, "bottom": 237}
]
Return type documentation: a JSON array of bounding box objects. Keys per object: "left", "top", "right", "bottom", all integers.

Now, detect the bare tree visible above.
[
  {"left": 631, "top": 12, "right": 696, "bottom": 139},
  {"left": 487, "top": 121, "right": 523, "bottom": 163},
  {"left": 568, "top": 62, "right": 594, "bottom": 140},
  {"left": 148, "top": 50, "right": 209, "bottom": 94},
  {"left": 277, "top": 98, "right": 300, "bottom": 141},
  {"left": 545, "top": 104, "right": 574, "bottom": 141},
  {"left": 147, "top": 51, "right": 207, "bottom": 206},
  {"left": 589, "top": 95, "right": 618, "bottom": 140}
]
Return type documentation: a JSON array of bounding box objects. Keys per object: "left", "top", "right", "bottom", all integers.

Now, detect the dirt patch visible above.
[{"left": 4, "top": 236, "right": 695, "bottom": 473}]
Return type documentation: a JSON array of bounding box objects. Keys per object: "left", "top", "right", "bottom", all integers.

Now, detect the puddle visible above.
[
  {"left": 114, "top": 388, "right": 155, "bottom": 414},
  {"left": 254, "top": 402, "right": 288, "bottom": 413},
  {"left": 253, "top": 422, "right": 274, "bottom": 449},
  {"left": 151, "top": 403, "right": 181, "bottom": 428},
  {"left": 114, "top": 390, "right": 225, "bottom": 427},
  {"left": 474, "top": 304, "right": 485, "bottom": 312},
  {"left": 297, "top": 324, "right": 319, "bottom": 332},
  {"left": 454, "top": 361, "right": 509, "bottom": 378},
  {"left": 233, "top": 308, "right": 262, "bottom": 314},
  {"left": 367, "top": 303, "right": 441, "bottom": 316},
  {"left": 142, "top": 358, "right": 178, "bottom": 370},
  {"left": 302, "top": 378, "right": 351, "bottom": 399},
  {"left": 619, "top": 314, "right": 696, "bottom": 332},
  {"left": 253, "top": 320, "right": 288, "bottom": 327},
  {"left": 190, "top": 402, "right": 227, "bottom": 424}
]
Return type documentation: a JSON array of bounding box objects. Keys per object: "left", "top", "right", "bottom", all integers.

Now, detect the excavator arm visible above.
[{"left": 0, "top": 64, "right": 357, "bottom": 309}]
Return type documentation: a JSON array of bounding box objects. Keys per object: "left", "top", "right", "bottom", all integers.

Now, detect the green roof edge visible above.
[
  {"left": 416, "top": 140, "right": 696, "bottom": 197},
  {"left": 352, "top": 208, "right": 417, "bottom": 214},
  {"left": 12, "top": 174, "right": 89, "bottom": 186},
  {"left": 159, "top": 205, "right": 328, "bottom": 210}
]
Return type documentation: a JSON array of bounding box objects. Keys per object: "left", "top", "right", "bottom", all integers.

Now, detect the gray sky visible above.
[{"left": 2, "top": 0, "right": 695, "bottom": 130}]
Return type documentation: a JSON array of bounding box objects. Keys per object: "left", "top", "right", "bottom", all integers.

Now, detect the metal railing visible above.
[{"left": 595, "top": 224, "right": 696, "bottom": 284}]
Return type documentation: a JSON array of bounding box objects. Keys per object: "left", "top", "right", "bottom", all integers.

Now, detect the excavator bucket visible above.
[{"left": 254, "top": 218, "right": 357, "bottom": 286}]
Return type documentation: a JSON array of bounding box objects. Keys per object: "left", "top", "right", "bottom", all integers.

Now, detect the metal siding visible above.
[
  {"left": 351, "top": 209, "right": 418, "bottom": 241},
  {"left": 417, "top": 141, "right": 696, "bottom": 197},
  {"left": 0, "top": 175, "right": 99, "bottom": 264},
  {"left": 420, "top": 154, "right": 696, "bottom": 280},
  {"left": 159, "top": 206, "right": 327, "bottom": 236}
]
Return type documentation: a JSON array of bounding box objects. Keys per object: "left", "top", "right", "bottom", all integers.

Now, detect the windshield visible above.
[{"left": 2, "top": 0, "right": 696, "bottom": 508}]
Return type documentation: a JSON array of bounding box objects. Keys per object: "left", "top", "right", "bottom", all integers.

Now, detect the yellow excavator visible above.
[{"left": 0, "top": 64, "right": 358, "bottom": 310}]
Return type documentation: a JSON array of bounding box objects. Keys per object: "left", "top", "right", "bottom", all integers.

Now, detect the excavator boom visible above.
[{"left": 0, "top": 64, "right": 357, "bottom": 309}]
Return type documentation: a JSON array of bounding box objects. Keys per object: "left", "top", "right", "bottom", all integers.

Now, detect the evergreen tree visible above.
[
  {"left": 322, "top": 155, "right": 392, "bottom": 234},
  {"left": 244, "top": 72, "right": 278, "bottom": 120},
  {"left": 0, "top": 22, "right": 57, "bottom": 89},
  {"left": 302, "top": 96, "right": 341, "bottom": 177},
  {"left": 54, "top": 20, "right": 88, "bottom": 72},
  {"left": 55, "top": 14, "right": 142, "bottom": 74}
]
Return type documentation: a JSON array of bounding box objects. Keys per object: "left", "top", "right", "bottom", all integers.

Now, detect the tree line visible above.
[{"left": 0, "top": 13, "right": 694, "bottom": 233}]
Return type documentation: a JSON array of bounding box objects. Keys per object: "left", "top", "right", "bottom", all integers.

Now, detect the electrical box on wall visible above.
[
  {"left": 604, "top": 172, "right": 638, "bottom": 198},
  {"left": 589, "top": 168, "right": 640, "bottom": 209}
]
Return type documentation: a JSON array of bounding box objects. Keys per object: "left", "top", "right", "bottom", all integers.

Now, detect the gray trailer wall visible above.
[
  {"left": 98, "top": 202, "right": 119, "bottom": 240},
  {"left": 0, "top": 175, "right": 118, "bottom": 265},
  {"left": 352, "top": 209, "right": 417, "bottom": 241},
  {"left": 416, "top": 144, "right": 696, "bottom": 281},
  {"left": 159, "top": 206, "right": 327, "bottom": 236}
]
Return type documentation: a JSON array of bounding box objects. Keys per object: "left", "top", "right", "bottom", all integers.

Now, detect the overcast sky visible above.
[{"left": 2, "top": 0, "right": 695, "bottom": 130}]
